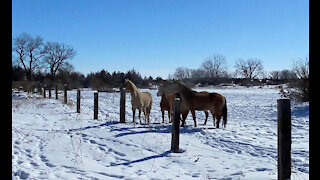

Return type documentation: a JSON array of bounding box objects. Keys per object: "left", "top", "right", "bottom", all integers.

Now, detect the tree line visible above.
[
  {"left": 12, "top": 33, "right": 309, "bottom": 101},
  {"left": 12, "top": 33, "right": 162, "bottom": 90},
  {"left": 170, "top": 54, "right": 302, "bottom": 82},
  {"left": 12, "top": 64, "right": 162, "bottom": 90},
  {"left": 170, "top": 54, "right": 308, "bottom": 101}
]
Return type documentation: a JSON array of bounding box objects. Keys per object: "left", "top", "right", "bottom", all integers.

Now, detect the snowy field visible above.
[{"left": 12, "top": 85, "right": 309, "bottom": 180}]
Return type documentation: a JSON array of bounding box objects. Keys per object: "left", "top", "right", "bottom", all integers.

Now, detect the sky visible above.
[{"left": 12, "top": 0, "right": 309, "bottom": 78}]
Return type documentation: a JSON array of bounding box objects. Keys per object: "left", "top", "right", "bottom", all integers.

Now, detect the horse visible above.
[
  {"left": 157, "top": 88, "right": 210, "bottom": 124},
  {"left": 157, "top": 80, "right": 227, "bottom": 128},
  {"left": 157, "top": 92, "right": 176, "bottom": 123},
  {"left": 124, "top": 79, "right": 153, "bottom": 124}
]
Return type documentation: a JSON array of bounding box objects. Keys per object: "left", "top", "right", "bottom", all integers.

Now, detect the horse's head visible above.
[
  {"left": 156, "top": 80, "right": 179, "bottom": 96},
  {"left": 124, "top": 79, "right": 133, "bottom": 91},
  {"left": 157, "top": 81, "right": 171, "bottom": 96},
  {"left": 156, "top": 85, "right": 163, "bottom": 97}
]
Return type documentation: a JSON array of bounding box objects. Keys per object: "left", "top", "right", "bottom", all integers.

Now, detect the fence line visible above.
[{"left": 39, "top": 87, "right": 295, "bottom": 179}]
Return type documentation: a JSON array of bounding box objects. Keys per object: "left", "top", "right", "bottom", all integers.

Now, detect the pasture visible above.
[{"left": 12, "top": 85, "right": 309, "bottom": 179}]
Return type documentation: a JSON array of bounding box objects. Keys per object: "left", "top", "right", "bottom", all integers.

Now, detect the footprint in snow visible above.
[
  {"left": 40, "top": 155, "right": 55, "bottom": 167},
  {"left": 255, "top": 168, "right": 269, "bottom": 171},
  {"left": 14, "top": 170, "right": 29, "bottom": 179}
]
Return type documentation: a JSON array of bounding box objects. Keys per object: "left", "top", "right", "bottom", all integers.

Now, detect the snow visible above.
[
  {"left": 12, "top": 90, "right": 28, "bottom": 100},
  {"left": 12, "top": 86, "right": 309, "bottom": 180}
]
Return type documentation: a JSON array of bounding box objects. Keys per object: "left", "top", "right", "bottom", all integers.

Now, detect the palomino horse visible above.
[
  {"left": 124, "top": 79, "right": 153, "bottom": 124},
  {"left": 157, "top": 80, "right": 227, "bottom": 128},
  {"left": 157, "top": 88, "right": 209, "bottom": 124}
]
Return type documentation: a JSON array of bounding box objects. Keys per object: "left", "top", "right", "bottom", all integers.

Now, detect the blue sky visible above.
[{"left": 12, "top": 0, "right": 309, "bottom": 78}]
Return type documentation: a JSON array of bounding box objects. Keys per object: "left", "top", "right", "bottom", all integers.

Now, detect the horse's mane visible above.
[
  {"left": 174, "top": 80, "right": 194, "bottom": 98},
  {"left": 175, "top": 80, "right": 192, "bottom": 90},
  {"left": 125, "top": 79, "right": 138, "bottom": 94}
]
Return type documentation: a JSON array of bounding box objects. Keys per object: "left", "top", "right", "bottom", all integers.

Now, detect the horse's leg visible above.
[
  {"left": 215, "top": 112, "right": 222, "bottom": 128},
  {"left": 161, "top": 110, "right": 165, "bottom": 123},
  {"left": 168, "top": 102, "right": 173, "bottom": 123},
  {"left": 132, "top": 108, "right": 136, "bottom": 123},
  {"left": 191, "top": 110, "right": 197, "bottom": 127},
  {"left": 147, "top": 104, "right": 151, "bottom": 124},
  {"left": 203, "top": 110, "right": 209, "bottom": 125},
  {"left": 143, "top": 108, "right": 147, "bottom": 124},
  {"left": 138, "top": 109, "right": 142, "bottom": 123},
  {"left": 181, "top": 111, "right": 188, "bottom": 127},
  {"left": 210, "top": 109, "right": 216, "bottom": 127}
]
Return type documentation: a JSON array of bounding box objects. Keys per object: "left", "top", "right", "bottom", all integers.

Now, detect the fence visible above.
[{"left": 39, "top": 86, "right": 293, "bottom": 178}]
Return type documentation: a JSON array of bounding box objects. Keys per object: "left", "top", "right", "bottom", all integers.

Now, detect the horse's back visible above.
[
  {"left": 190, "top": 91, "right": 225, "bottom": 110},
  {"left": 141, "top": 91, "right": 152, "bottom": 98}
]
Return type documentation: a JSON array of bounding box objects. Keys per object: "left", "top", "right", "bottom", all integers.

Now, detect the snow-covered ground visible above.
[{"left": 12, "top": 85, "right": 309, "bottom": 180}]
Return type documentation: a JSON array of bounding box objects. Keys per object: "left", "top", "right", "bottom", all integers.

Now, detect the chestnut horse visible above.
[
  {"left": 124, "top": 79, "right": 153, "bottom": 124},
  {"left": 157, "top": 80, "right": 227, "bottom": 128},
  {"left": 157, "top": 89, "right": 209, "bottom": 124},
  {"left": 157, "top": 92, "right": 176, "bottom": 123}
]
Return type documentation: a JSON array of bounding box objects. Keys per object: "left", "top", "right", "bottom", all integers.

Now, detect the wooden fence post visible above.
[
  {"left": 120, "top": 88, "right": 126, "bottom": 123},
  {"left": 39, "top": 83, "right": 43, "bottom": 95},
  {"left": 43, "top": 85, "right": 46, "bottom": 98},
  {"left": 77, "top": 89, "right": 80, "bottom": 113},
  {"left": 64, "top": 84, "right": 67, "bottom": 104},
  {"left": 171, "top": 98, "right": 180, "bottom": 153},
  {"left": 49, "top": 86, "right": 52, "bottom": 98},
  {"left": 277, "top": 99, "right": 291, "bottom": 180},
  {"left": 55, "top": 85, "right": 58, "bottom": 99},
  {"left": 94, "top": 92, "right": 98, "bottom": 120}
]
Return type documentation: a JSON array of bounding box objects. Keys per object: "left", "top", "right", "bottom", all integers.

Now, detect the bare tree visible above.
[
  {"left": 12, "top": 33, "right": 28, "bottom": 70},
  {"left": 43, "top": 42, "right": 76, "bottom": 81},
  {"left": 12, "top": 33, "right": 44, "bottom": 80},
  {"left": 234, "top": 58, "right": 263, "bottom": 79},
  {"left": 279, "top": 70, "right": 296, "bottom": 80},
  {"left": 173, "top": 67, "right": 191, "bottom": 79},
  {"left": 292, "top": 56, "right": 309, "bottom": 79},
  {"left": 191, "top": 68, "right": 206, "bottom": 79},
  {"left": 269, "top": 70, "right": 296, "bottom": 81},
  {"left": 201, "top": 58, "right": 214, "bottom": 78},
  {"left": 201, "top": 54, "right": 228, "bottom": 78},
  {"left": 280, "top": 55, "right": 309, "bottom": 102},
  {"left": 269, "top": 70, "right": 280, "bottom": 80}
]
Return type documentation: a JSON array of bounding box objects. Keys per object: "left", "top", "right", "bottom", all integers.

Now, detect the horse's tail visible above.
[
  {"left": 222, "top": 98, "right": 227, "bottom": 128},
  {"left": 148, "top": 99, "right": 152, "bottom": 112}
]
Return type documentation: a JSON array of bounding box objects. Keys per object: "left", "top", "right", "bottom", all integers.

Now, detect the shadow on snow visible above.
[
  {"left": 106, "top": 150, "right": 172, "bottom": 167},
  {"left": 113, "top": 124, "right": 202, "bottom": 137}
]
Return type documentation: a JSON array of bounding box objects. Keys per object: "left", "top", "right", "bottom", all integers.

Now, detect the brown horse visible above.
[
  {"left": 157, "top": 89, "right": 210, "bottom": 124},
  {"left": 157, "top": 80, "right": 227, "bottom": 128},
  {"left": 157, "top": 92, "right": 176, "bottom": 123},
  {"left": 124, "top": 79, "right": 153, "bottom": 124},
  {"left": 194, "top": 91, "right": 226, "bottom": 128}
]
